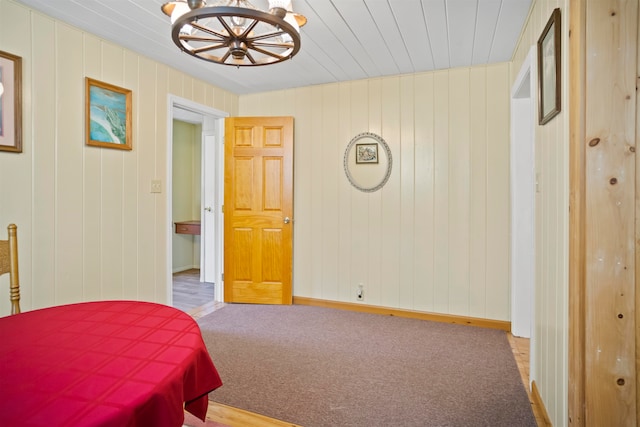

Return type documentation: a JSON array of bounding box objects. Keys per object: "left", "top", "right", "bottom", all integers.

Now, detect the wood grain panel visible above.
[
  {"left": 29, "top": 12, "right": 56, "bottom": 309},
  {"left": 136, "top": 56, "right": 159, "bottom": 302},
  {"left": 348, "top": 81, "right": 369, "bottom": 304},
  {"left": 100, "top": 43, "right": 125, "bottom": 300},
  {"left": 398, "top": 74, "right": 415, "bottom": 309},
  {"left": 469, "top": 66, "right": 488, "bottom": 318},
  {"left": 292, "top": 87, "right": 314, "bottom": 298},
  {"left": 233, "top": 228, "right": 253, "bottom": 281},
  {"left": 309, "top": 86, "right": 323, "bottom": 300},
  {"left": 192, "top": 79, "right": 207, "bottom": 106},
  {"left": 234, "top": 158, "right": 254, "bottom": 211},
  {"left": 568, "top": 2, "right": 586, "bottom": 424},
  {"left": 584, "top": 1, "right": 637, "bottom": 424},
  {"left": 182, "top": 75, "right": 194, "bottom": 100},
  {"left": 336, "top": 83, "right": 353, "bottom": 302},
  {"left": 235, "top": 127, "right": 254, "bottom": 146},
  {"left": 232, "top": 283, "right": 283, "bottom": 303},
  {"left": 263, "top": 158, "right": 282, "bottom": 211},
  {"left": 122, "top": 49, "right": 140, "bottom": 300},
  {"left": 448, "top": 68, "right": 471, "bottom": 315},
  {"left": 380, "top": 76, "right": 401, "bottom": 307},
  {"left": 155, "top": 62, "right": 170, "bottom": 303},
  {"left": 433, "top": 70, "right": 450, "bottom": 313},
  {"left": 56, "top": 24, "right": 84, "bottom": 304},
  {"left": 320, "top": 84, "right": 340, "bottom": 301},
  {"left": 485, "top": 64, "right": 510, "bottom": 321},
  {"left": 261, "top": 229, "right": 283, "bottom": 282},
  {"left": 167, "top": 68, "right": 183, "bottom": 97},
  {"left": 82, "top": 34, "right": 104, "bottom": 302},
  {"left": 413, "top": 72, "right": 435, "bottom": 312},
  {"left": 366, "top": 79, "right": 383, "bottom": 305},
  {"left": 264, "top": 127, "right": 283, "bottom": 147}
]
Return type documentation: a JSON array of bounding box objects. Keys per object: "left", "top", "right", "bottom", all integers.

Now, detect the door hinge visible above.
[
  {"left": 221, "top": 205, "right": 224, "bottom": 213},
  {"left": 221, "top": 273, "right": 224, "bottom": 281}
]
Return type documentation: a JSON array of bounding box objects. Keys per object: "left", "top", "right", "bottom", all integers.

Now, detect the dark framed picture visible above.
[
  {"left": 0, "top": 50, "right": 22, "bottom": 153},
  {"left": 356, "top": 143, "right": 378, "bottom": 164},
  {"left": 537, "top": 8, "right": 561, "bottom": 125},
  {"left": 85, "top": 77, "right": 132, "bottom": 150}
]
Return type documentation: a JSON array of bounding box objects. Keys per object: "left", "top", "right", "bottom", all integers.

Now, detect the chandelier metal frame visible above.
[{"left": 169, "top": 5, "right": 301, "bottom": 67}]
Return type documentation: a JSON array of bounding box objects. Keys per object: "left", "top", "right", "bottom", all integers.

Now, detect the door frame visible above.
[
  {"left": 510, "top": 47, "right": 536, "bottom": 351},
  {"left": 166, "top": 95, "right": 228, "bottom": 304}
]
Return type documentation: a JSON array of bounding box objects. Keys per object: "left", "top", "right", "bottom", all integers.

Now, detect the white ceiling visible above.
[{"left": 15, "top": 0, "right": 532, "bottom": 95}]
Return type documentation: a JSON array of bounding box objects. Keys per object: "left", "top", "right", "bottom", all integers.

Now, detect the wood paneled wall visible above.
[
  {"left": 511, "top": 0, "right": 569, "bottom": 425},
  {"left": 240, "top": 64, "right": 511, "bottom": 321},
  {"left": 0, "top": 0, "right": 238, "bottom": 316},
  {"left": 583, "top": 1, "right": 637, "bottom": 424}
]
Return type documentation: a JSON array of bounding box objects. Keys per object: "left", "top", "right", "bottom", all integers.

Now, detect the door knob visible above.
[
  {"left": 283, "top": 217, "right": 291, "bottom": 224},
  {"left": 204, "top": 206, "right": 212, "bottom": 212}
]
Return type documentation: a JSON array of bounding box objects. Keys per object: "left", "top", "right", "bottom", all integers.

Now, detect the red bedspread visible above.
[{"left": 0, "top": 300, "right": 222, "bottom": 426}]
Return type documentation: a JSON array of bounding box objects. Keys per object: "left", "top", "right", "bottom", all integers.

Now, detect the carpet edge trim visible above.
[{"left": 293, "top": 297, "right": 511, "bottom": 331}]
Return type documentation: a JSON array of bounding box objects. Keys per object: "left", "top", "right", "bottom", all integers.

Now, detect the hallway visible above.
[{"left": 172, "top": 269, "right": 214, "bottom": 313}]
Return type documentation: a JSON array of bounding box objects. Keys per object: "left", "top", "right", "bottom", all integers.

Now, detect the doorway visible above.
[
  {"left": 223, "top": 116, "right": 295, "bottom": 304},
  {"left": 510, "top": 47, "right": 536, "bottom": 377},
  {"left": 166, "top": 96, "right": 228, "bottom": 307}
]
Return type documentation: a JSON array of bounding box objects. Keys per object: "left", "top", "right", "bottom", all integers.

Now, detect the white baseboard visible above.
[{"left": 172, "top": 265, "right": 199, "bottom": 274}]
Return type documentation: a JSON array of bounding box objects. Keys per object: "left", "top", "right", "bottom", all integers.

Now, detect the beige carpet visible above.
[{"left": 198, "top": 304, "right": 536, "bottom": 427}]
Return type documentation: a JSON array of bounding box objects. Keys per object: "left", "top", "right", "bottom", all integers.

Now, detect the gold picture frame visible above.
[
  {"left": 0, "top": 50, "right": 22, "bottom": 153},
  {"left": 537, "top": 8, "right": 561, "bottom": 125},
  {"left": 85, "top": 77, "right": 132, "bottom": 150}
]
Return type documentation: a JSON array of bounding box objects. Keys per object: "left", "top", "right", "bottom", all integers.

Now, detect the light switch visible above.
[{"left": 151, "top": 179, "right": 162, "bottom": 193}]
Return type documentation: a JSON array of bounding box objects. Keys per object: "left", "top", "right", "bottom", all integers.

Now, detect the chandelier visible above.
[{"left": 161, "top": 0, "right": 307, "bottom": 67}]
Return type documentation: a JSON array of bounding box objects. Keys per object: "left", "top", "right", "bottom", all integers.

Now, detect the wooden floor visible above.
[
  {"left": 508, "top": 334, "right": 548, "bottom": 427},
  {"left": 172, "top": 269, "right": 215, "bottom": 313},
  {"left": 183, "top": 294, "right": 546, "bottom": 427}
]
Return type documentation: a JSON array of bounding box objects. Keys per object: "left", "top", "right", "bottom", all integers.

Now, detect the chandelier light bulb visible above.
[
  {"left": 284, "top": 12, "right": 299, "bottom": 33},
  {"left": 170, "top": 2, "right": 189, "bottom": 24},
  {"left": 168, "top": 1, "right": 194, "bottom": 35},
  {"left": 231, "top": 15, "right": 247, "bottom": 29}
]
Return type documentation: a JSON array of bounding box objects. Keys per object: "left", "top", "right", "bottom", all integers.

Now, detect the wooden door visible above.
[{"left": 223, "top": 117, "right": 294, "bottom": 304}]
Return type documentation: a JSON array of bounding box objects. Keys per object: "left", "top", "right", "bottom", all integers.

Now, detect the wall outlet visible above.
[
  {"left": 356, "top": 284, "right": 364, "bottom": 301},
  {"left": 151, "top": 179, "right": 162, "bottom": 193}
]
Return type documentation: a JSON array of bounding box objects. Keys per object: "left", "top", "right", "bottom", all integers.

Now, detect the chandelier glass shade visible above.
[{"left": 161, "top": 0, "right": 306, "bottom": 67}]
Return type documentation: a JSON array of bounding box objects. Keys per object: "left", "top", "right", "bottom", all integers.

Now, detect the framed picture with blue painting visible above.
[{"left": 85, "top": 77, "right": 132, "bottom": 150}]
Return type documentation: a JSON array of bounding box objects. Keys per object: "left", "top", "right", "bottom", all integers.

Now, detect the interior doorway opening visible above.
[
  {"left": 510, "top": 47, "right": 536, "bottom": 380},
  {"left": 166, "top": 96, "right": 228, "bottom": 309}
]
